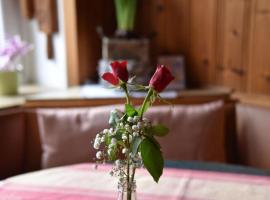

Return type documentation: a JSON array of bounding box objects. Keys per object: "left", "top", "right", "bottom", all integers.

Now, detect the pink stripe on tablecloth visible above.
[
  {"left": 67, "top": 163, "right": 270, "bottom": 185},
  {"left": 0, "top": 187, "right": 114, "bottom": 200},
  {"left": 0, "top": 184, "right": 204, "bottom": 200}
]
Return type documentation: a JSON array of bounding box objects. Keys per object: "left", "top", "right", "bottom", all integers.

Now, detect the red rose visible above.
[
  {"left": 102, "top": 61, "right": 129, "bottom": 85},
  {"left": 149, "top": 65, "right": 175, "bottom": 92}
]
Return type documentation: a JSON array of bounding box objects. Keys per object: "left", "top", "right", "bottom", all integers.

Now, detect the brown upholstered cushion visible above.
[
  {"left": 0, "top": 109, "right": 25, "bottom": 179},
  {"left": 37, "top": 101, "right": 225, "bottom": 169},
  {"left": 237, "top": 104, "right": 270, "bottom": 169},
  {"left": 145, "top": 101, "right": 225, "bottom": 162},
  {"left": 37, "top": 105, "right": 117, "bottom": 168}
]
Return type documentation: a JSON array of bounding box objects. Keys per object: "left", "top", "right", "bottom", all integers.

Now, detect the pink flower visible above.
[
  {"left": 102, "top": 61, "right": 129, "bottom": 85},
  {"left": 149, "top": 65, "right": 175, "bottom": 92}
]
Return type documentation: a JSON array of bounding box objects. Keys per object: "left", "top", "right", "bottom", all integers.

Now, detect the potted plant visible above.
[
  {"left": 114, "top": 0, "right": 138, "bottom": 38},
  {"left": 99, "top": 0, "right": 151, "bottom": 85},
  {"left": 0, "top": 36, "right": 32, "bottom": 96}
]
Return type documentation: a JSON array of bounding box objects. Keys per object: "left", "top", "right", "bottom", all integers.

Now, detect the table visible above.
[{"left": 0, "top": 163, "right": 269, "bottom": 200}]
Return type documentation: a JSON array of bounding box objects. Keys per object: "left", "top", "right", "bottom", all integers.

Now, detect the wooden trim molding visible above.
[{"left": 233, "top": 92, "right": 270, "bottom": 108}]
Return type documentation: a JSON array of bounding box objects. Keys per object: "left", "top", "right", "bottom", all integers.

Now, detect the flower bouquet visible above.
[
  {"left": 93, "top": 61, "right": 174, "bottom": 200},
  {"left": 0, "top": 36, "right": 32, "bottom": 95}
]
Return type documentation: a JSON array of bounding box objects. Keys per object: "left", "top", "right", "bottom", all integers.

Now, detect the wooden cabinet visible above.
[{"left": 249, "top": 0, "right": 270, "bottom": 95}]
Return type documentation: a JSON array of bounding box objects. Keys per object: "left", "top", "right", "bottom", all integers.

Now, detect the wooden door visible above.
[
  {"left": 216, "top": 0, "right": 251, "bottom": 91},
  {"left": 249, "top": 0, "right": 270, "bottom": 95}
]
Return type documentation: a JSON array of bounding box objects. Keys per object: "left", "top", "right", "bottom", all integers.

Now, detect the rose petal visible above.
[{"left": 102, "top": 72, "right": 119, "bottom": 85}]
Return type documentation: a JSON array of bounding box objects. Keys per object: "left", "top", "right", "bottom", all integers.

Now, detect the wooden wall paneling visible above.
[
  {"left": 76, "top": 0, "right": 103, "bottom": 84},
  {"left": 136, "top": 0, "right": 166, "bottom": 65},
  {"left": 64, "top": 0, "right": 115, "bottom": 86},
  {"left": 249, "top": 0, "right": 270, "bottom": 95},
  {"left": 63, "top": 0, "right": 80, "bottom": 86},
  {"left": 188, "top": 0, "right": 218, "bottom": 87},
  {"left": 164, "top": 0, "right": 190, "bottom": 55},
  {"left": 217, "top": 0, "right": 250, "bottom": 91},
  {"left": 215, "top": 0, "right": 225, "bottom": 86}
]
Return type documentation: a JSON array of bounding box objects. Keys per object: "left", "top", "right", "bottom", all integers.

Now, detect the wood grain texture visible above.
[
  {"left": 63, "top": 0, "right": 270, "bottom": 104},
  {"left": 216, "top": 0, "right": 251, "bottom": 91},
  {"left": 188, "top": 0, "right": 218, "bottom": 87},
  {"left": 63, "top": 0, "right": 80, "bottom": 85},
  {"left": 64, "top": 0, "right": 115, "bottom": 85},
  {"left": 249, "top": 0, "right": 270, "bottom": 95}
]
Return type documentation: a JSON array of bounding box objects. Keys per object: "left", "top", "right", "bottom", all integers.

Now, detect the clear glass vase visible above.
[{"left": 117, "top": 180, "right": 137, "bottom": 200}]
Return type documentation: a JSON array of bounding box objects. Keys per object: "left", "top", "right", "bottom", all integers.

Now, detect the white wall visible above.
[
  {"left": 31, "top": 0, "right": 68, "bottom": 89},
  {"left": 1, "top": 0, "right": 68, "bottom": 89}
]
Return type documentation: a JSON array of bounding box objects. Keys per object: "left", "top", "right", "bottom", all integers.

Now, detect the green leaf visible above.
[
  {"left": 146, "top": 135, "right": 161, "bottom": 149},
  {"left": 140, "top": 138, "right": 164, "bottom": 183},
  {"left": 131, "top": 136, "right": 142, "bottom": 156},
  {"left": 148, "top": 124, "right": 169, "bottom": 137},
  {"left": 125, "top": 104, "right": 138, "bottom": 117}
]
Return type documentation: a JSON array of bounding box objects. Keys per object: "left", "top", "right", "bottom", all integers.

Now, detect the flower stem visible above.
[
  {"left": 122, "top": 83, "right": 131, "bottom": 105},
  {"left": 121, "top": 82, "right": 132, "bottom": 200},
  {"left": 140, "top": 88, "right": 153, "bottom": 119}
]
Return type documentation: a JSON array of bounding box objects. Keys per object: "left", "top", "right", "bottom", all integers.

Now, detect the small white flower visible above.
[
  {"left": 133, "top": 116, "right": 140, "bottom": 122},
  {"left": 133, "top": 132, "right": 139, "bottom": 137},
  {"left": 93, "top": 142, "right": 100, "bottom": 150},
  {"left": 115, "top": 159, "right": 121, "bottom": 167},
  {"left": 101, "top": 135, "right": 106, "bottom": 142},
  {"left": 122, "top": 148, "right": 128, "bottom": 154},
  {"left": 132, "top": 125, "right": 139, "bottom": 131},
  {"left": 129, "top": 135, "right": 133, "bottom": 141},
  {"left": 107, "top": 148, "right": 113, "bottom": 156},
  {"left": 96, "top": 151, "right": 103, "bottom": 159},
  {"left": 103, "top": 129, "right": 109, "bottom": 134},
  {"left": 108, "top": 143, "right": 115, "bottom": 149},
  {"left": 125, "top": 124, "right": 131, "bottom": 131},
  {"left": 111, "top": 138, "right": 117, "bottom": 145},
  {"left": 138, "top": 152, "right": 142, "bottom": 159},
  {"left": 127, "top": 117, "right": 133, "bottom": 123},
  {"left": 137, "top": 122, "right": 143, "bottom": 129},
  {"left": 119, "top": 122, "right": 124, "bottom": 127},
  {"left": 122, "top": 134, "right": 128, "bottom": 141},
  {"left": 109, "top": 128, "right": 115, "bottom": 136},
  {"left": 94, "top": 137, "right": 101, "bottom": 145}
]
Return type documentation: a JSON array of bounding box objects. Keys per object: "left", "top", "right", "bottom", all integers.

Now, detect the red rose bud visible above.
[
  {"left": 111, "top": 61, "right": 129, "bottom": 82},
  {"left": 102, "top": 61, "right": 129, "bottom": 85},
  {"left": 149, "top": 65, "right": 175, "bottom": 92}
]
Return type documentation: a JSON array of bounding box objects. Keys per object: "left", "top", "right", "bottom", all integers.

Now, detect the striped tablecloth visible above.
[{"left": 0, "top": 163, "right": 269, "bottom": 200}]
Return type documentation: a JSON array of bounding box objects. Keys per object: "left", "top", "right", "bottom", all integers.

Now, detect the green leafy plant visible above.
[{"left": 115, "top": 0, "right": 137, "bottom": 34}]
